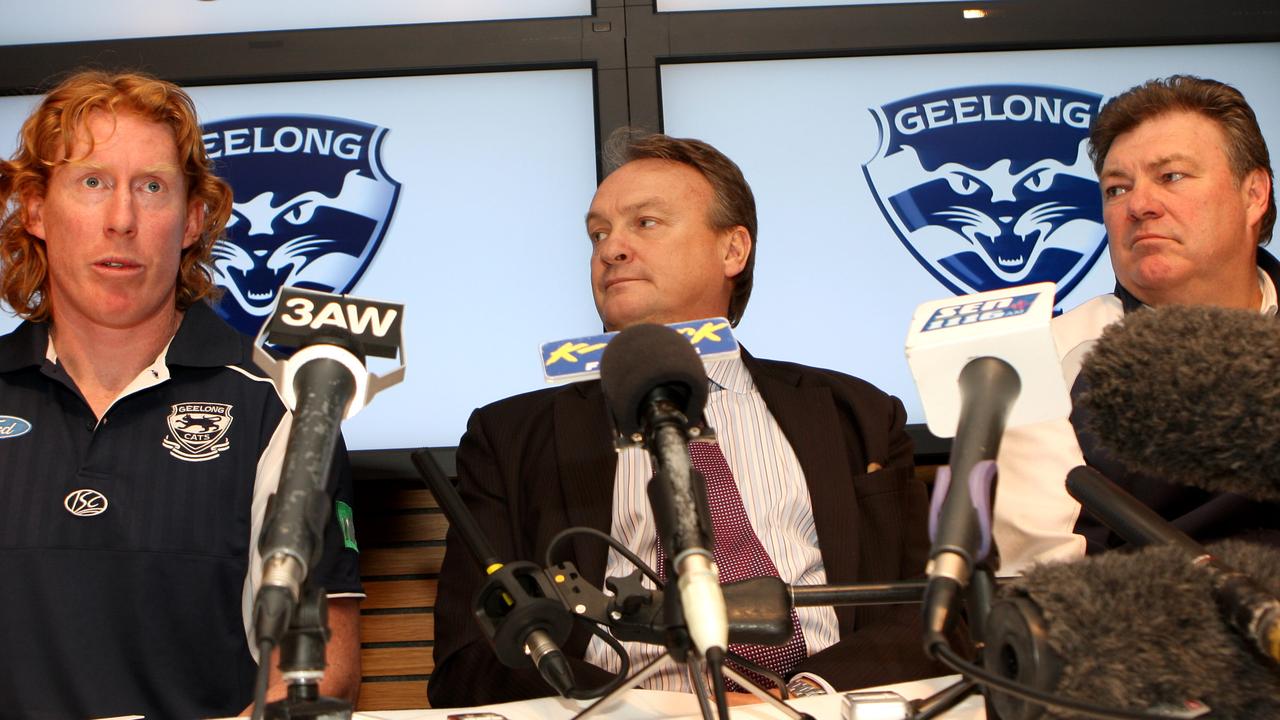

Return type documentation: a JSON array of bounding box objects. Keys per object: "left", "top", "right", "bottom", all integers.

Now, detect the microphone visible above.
[
  {"left": 1075, "top": 304, "right": 1280, "bottom": 502},
  {"left": 905, "top": 282, "right": 1071, "bottom": 651},
  {"left": 1067, "top": 465, "right": 1280, "bottom": 665},
  {"left": 599, "top": 323, "right": 727, "bottom": 659},
  {"left": 251, "top": 287, "right": 406, "bottom": 648},
  {"left": 410, "top": 449, "right": 575, "bottom": 697},
  {"left": 983, "top": 538, "right": 1280, "bottom": 720}
]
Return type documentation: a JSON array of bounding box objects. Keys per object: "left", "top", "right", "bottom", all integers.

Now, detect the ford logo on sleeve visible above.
[
  {"left": 863, "top": 84, "right": 1108, "bottom": 305},
  {"left": 0, "top": 415, "right": 32, "bottom": 439}
]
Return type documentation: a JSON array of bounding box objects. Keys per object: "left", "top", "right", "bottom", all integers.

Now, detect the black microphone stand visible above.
[
  {"left": 413, "top": 450, "right": 578, "bottom": 697},
  {"left": 265, "top": 586, "right": 351, "bottom": 720},
  {"left": 251, "top": 347, "right": 357, "bottom": 720},
  {"left": 249, "top": 288, "right": 407, "bottom": 720}
]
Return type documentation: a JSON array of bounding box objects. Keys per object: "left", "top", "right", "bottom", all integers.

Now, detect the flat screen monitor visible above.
[
  {"left": 0, "top": 69, "right": 601, "bottom": 451},
  {"left": 3, "top": 42, "right": 1277, "bottom": 449},
  {"left": 659, "top": 42, "right": 1280, "bottom": 425},
  {"left": 0, "top": 1, "right": 592, "bottom": 46}
]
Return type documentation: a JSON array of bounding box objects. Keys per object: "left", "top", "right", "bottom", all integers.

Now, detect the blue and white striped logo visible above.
[
  {"left": 202, "top": 115, "right": 402, "bottom": 339},
  {"left": 0, "top": 415, "right": 31, "bottom": 439},
  {"left": 863, "top": 84, "right": 1107, "bottom": 306}
]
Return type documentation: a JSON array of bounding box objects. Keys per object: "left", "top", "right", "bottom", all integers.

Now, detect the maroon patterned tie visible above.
[{"left": 655, "top": 439, "right": 808, "bottom": 690}]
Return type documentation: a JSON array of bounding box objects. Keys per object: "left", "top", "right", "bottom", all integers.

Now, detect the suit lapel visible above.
[
  {"left": 553, "top": 380, "right": 617, "bottom": 585},
  {"left": 746, "top": 355, "right": 861, "bottom": 588}
]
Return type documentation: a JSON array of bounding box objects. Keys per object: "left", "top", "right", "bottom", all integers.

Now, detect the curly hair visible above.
[{"left": 0, "top": 69, "right": 232, "bottom": 321}]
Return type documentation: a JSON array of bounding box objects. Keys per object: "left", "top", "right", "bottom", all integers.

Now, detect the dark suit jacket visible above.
[{"left": 428, "top": 354, "right": 939, "bottom": 707}]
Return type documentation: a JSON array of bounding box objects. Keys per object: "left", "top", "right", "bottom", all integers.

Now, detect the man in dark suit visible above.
[{"left": 429, "top": 132, "right": 938, "bottom": 706}]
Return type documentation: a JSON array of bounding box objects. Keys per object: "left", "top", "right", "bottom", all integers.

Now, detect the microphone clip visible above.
[
  {"left": 474, "top": 560, "right": 574, "bottom": 669},
  {"left": 545, "top": 562, "right": 669, "bottom": 646}
]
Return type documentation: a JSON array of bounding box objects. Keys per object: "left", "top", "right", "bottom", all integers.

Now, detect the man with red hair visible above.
[{"left": 0, "top": 70, "right": 362, "bottom": 717}]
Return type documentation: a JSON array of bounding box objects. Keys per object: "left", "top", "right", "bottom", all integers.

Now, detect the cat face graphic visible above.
[{"left": 887, "top": 141, "right": 1101, "bottom": 282}]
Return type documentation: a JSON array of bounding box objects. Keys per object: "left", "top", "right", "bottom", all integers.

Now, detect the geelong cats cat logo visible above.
[
  {"left": 202, "top": 115, "right": 402, "bottom": 337},
  {"left": 163, "top": 403, "right": 234, "bottom": 462},
  {"left": 863, "top": 85, "right": 1107, "bottom": 302}
]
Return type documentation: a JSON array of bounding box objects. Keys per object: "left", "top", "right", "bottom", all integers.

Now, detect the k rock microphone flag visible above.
[{"left": 540, "top": 317, "right": 739, "bottom": 384}]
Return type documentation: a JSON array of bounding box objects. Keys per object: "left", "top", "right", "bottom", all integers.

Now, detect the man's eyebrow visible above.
[
  {"left": 1100, "top": 152, "right": 1202, "bottom": 180},
  {"left": 1147, "top": 152, "right": 1200, "bottom": 170},
  {"left": 141, "top": 163, "right": 183, "bottom": 175},
  {"left": 62, "top": 160, "right": 183, "bottom": 175},
  {"left": 585, "top": 197, "right": 671, "bottom": 226},
  {"left": 62, "top": 159, "right": 103, "bottom": 171}
]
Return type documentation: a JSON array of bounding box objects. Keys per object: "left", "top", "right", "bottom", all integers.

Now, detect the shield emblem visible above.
[
  {"left": 863, "top": 84, "right": 1108, "bottom": 304},
  {"left": 163, "top": 402, "right": 234, "bottom": 462},
  {"left": 202, "top": 115, "right": 402, "bottom": 337}
]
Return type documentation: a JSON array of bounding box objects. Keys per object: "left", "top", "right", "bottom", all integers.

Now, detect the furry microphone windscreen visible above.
[
  {"left": 1075, "top": 304, "right": 1280, "bottom": 502},
  {"left": 998, "top": 540, "right": 1280, "bottom": 719},
  {"left": 600, "top": 323, "right": 709, "bottom": 438}
]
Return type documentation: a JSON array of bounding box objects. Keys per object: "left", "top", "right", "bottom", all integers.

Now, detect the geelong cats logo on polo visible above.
[
  {"left": 202, "top": 115, "right": 402, "bottom": 337},
  {"left": 163, "top": 403, "right": 234, "bottom": 462},
  {"left": 863, "top": 85, "right": 1108, "bottom": 302}
]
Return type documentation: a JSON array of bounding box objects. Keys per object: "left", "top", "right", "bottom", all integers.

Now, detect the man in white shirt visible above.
[{"left": 994, "top": 75, "right": 1278, "bottom": 574}]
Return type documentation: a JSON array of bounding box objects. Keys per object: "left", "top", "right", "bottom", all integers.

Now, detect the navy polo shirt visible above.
[{"left": 0, "top": 302, "right": 362, "bottom": 719}]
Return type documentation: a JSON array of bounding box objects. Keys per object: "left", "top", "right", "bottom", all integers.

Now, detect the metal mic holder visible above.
[
  {"left": 550, "top": 560, "right": 1005, "bottom": 719},
  {"left": 550, "top": 563, "right": 809, "bottom": 720},
  {"left": 570, "top": 623, "right": 811, "bottom": 720},
  {"left": 265, "top": 587, "right": 351, "bottom": 720}
]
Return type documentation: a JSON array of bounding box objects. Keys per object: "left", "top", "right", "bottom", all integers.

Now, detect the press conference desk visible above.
[{"left": 334, "top": 675, "right": 986, "bottom": 720}]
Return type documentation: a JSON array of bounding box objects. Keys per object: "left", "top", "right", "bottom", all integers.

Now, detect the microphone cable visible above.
[{"left": 546, "top": 526, "right": 665, "bottom": 589}]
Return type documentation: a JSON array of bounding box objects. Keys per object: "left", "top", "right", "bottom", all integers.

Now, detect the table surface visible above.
[{"left": 346, "top": 675, "right": 986, "bottom": 720}]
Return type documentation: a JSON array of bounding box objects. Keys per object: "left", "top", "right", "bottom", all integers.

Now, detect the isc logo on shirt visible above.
[{"left": 64, "top": 489, "right": 108, "bottom": 517}]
